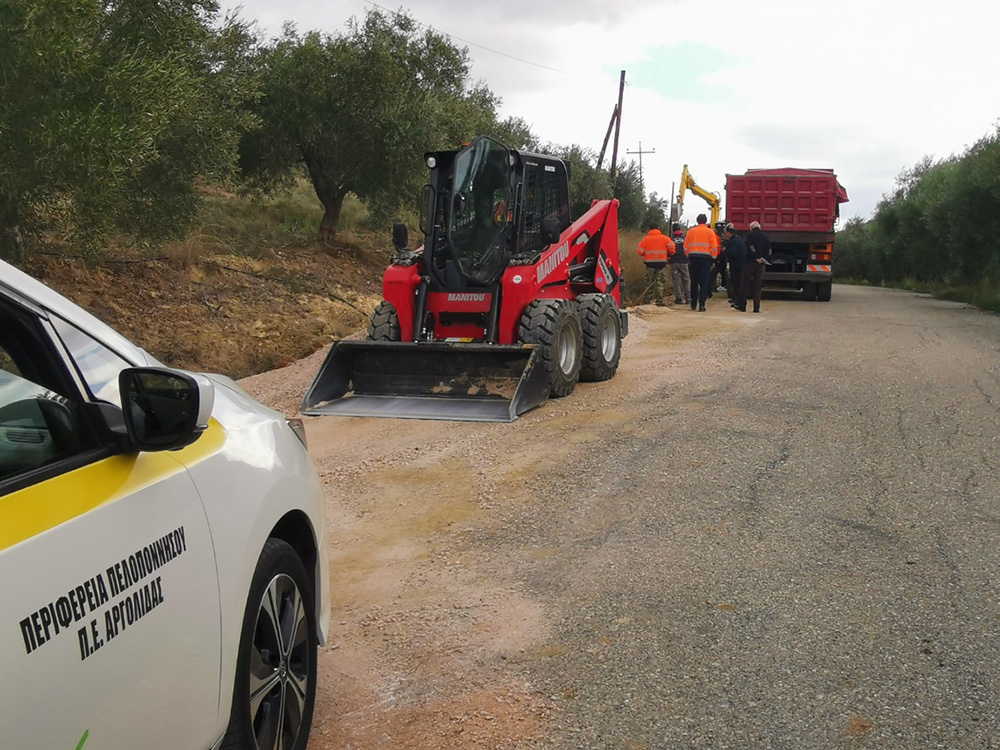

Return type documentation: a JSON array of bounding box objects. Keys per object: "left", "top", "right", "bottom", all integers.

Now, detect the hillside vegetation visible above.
[
  {"left": 837, "top": 125, "right": 1000, "bottom": 312},
  {"left": 20, "top": 184, "right": 651, "bottom": 380}
]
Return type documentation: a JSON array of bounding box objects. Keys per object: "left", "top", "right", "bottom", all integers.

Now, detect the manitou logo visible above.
[
  {"left": 446, "top": 293, "right": 487, "bottom": 302},
  {"left": 537, "top": 242, "right": 570, "bottom": 284}
]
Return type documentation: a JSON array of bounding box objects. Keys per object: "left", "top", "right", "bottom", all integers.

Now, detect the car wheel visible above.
[
  {"left": 518, "top": 299, "right": 582, "bottom": 398},
  {"left": 575, "top": 293, "right": 621, "bottom": 382},
  {"left": 222, "top": 539, "right": 317, "bottom": 750}
]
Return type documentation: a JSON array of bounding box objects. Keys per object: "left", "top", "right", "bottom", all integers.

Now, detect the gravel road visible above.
[{"left": 242, "top": 285, "right": 1000, "bottom": 749}]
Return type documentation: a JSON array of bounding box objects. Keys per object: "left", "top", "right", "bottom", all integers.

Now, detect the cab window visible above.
[{"left": 0, "top": 301, "right": 100, "bottom": 488}]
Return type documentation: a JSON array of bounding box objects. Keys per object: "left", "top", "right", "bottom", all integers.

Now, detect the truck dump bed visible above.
[{"left": 726, "top": 168, "right": 848, "bottom": 234}]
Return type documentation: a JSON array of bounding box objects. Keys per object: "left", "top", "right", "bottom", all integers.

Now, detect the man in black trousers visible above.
[
  {"left": 723, "top": 224, "right": 747, "bottom": 307},
  {"left": 737, "top": 221, "right": 772, "bottom": 313}
]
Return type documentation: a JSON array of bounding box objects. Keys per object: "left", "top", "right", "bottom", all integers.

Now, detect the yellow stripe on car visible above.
[{"left": 0, "top": 420, "right": 225, "bottom": 553}]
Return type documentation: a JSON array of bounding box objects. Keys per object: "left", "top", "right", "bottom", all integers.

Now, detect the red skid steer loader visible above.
[{"left": 301, "top": 135, "right": 627, "bottom": 422}]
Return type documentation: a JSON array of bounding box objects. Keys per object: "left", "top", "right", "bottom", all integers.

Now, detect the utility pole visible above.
[
  {"left": 609, "top": 70, "right": 625, "bottom": 189},
  {"left": 627, "top": 141, "right": 656, "bottom": 188},
  {"left": 596, "top": 105, "right": 617, "bottom": 170}
]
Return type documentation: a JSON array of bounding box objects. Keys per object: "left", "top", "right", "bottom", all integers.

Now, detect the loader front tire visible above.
[
  {"left": 519, "top": 299, "right": 582, "bottom": 398},
  {"left": 576, "top": 293, "right": 621, "bottom": 382},
  {"left": 368, "top": 301, "right": 401, "bottom": 340}
]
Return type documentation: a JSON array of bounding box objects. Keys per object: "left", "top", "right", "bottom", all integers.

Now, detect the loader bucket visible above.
[{"left": 301, "top": 340, "right": 551, "bottom": 422}]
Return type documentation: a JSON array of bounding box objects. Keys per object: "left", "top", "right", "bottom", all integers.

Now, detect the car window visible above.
[
  {"left": 50, "top": 316, "right": 131, "bottom": 408},
  {"left": 0, "top": 320, "right": 96, "bottom": 485}
]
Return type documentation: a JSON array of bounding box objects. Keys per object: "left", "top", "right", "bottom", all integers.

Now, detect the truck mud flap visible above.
[{"left": 301, "top": 340, "right": 551, "bottom": 422}]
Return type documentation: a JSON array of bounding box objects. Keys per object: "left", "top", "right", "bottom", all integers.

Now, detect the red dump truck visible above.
[{"left": 725, "top": 168, "right": 848, "bottom": 301}]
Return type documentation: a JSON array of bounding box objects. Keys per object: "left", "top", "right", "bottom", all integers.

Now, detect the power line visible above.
[{"left": 362, "top": 1, "right": 571, "bottom": 74}]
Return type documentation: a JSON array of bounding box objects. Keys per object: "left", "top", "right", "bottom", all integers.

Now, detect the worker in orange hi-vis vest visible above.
[
  {"left": 636, "top": 223, "right": 675, "bottom": 307},
  {"left": 684, "top": 213, "right": 720, "bottom": 312}
]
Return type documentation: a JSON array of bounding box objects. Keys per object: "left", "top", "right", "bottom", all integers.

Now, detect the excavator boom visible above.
[{"left": 678, "top": 164, "right": 721, "bottom": 226}]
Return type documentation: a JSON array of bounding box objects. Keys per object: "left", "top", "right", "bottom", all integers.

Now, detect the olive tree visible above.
[
  {"left": 0, "top": 0, "right": 257, "bottom": 259},
  {"left": 240, "top": 9, "right": 505, "bottom": 240}
]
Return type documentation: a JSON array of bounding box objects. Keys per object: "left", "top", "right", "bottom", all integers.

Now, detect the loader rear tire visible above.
[
  {"left": 368, "top": 301, "right": 401, "bottom": 341},
  {"left": 802, "top": 282, "right": 818, "bottom": 301},
  {"left": 576, "top": 293, "right": 621, "bottom": 382},
  {"left": 519, "top": 299, "right": 582, "bottom": 398},
  {"left": 817, "top": 282, "right": 833, "bottom": 302}
]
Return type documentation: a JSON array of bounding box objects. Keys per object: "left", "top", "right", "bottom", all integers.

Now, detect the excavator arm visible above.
[{"left": 678, "top": 165, "right": 721, "bottom": 226}]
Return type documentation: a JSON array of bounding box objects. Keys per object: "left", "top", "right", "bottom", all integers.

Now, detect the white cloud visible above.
[{"left": 223, "top": 0, "right": 1000, "bottom": 221}]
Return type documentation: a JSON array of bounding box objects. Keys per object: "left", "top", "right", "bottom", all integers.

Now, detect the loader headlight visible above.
[{"left": 426, "top": 156, "right": 437, "bottom": 169}]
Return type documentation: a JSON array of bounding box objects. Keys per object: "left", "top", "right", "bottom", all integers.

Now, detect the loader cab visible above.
[
  {"left": 420, "top": 136, "right": 571, "bottom": 290},
  {"left": 420, "top": 136, "right": 514, "bottom": 288}
]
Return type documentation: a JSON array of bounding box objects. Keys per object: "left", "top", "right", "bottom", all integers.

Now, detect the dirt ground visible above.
[
  {"left": 238, "top": 303, "right": 744, "bottom": 749},
  {"left": 22, "top": 240, "right": 388, "bottom": 379},
  {"left": 21, "top": 243, "right": 735, "bottom": 747}
]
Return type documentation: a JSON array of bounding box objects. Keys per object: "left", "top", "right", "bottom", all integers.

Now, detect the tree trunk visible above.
[
  {"left": 304, "top": 156, "right": 346, "bottom": 245},
  {"left": 0, "top": 220, "right": 24, "bottom": 264},
  {"left": 318, "top": 191, "right": 345, "bottom": 245}
]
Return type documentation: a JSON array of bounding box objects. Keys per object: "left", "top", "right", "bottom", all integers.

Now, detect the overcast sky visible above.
[{"left": 222, "top": 0, "right": 1000, "bottom": 224}]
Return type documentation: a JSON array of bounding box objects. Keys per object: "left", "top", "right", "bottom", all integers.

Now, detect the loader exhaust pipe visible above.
[{"left": 301, "top": 340, "right": 551, "bottom": 422}]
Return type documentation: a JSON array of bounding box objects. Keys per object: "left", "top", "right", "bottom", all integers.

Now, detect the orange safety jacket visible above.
[
  {"left": 637, "top": 229, "right": 675, "bottom": 264},
  {"left": 683, "top": 223, "right": 720, "bottom": 260}
]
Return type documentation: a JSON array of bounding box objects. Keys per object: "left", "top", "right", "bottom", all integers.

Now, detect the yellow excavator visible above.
[{"left": 678, "top": 165, "right": 721, "bottom": 228}]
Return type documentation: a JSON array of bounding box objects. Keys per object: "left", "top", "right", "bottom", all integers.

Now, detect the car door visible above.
[{"left": 0, "top": 292, "right": 223, "bottom": 749}]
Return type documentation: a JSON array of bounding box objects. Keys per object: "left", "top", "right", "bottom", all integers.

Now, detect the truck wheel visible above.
[
  {"left": 576, "top": 293, "right": 621, "bottom": 382},
  {"left": 367, "top": 301, "right": 401, "bottom": 340},
  {"left": 519, "top": 299, "right": 582, "bottom": 398},
  {"left": 222, "top": 539, "right": 317, "bottom": 750},
  {"left": 817, "top": 282, "right": 833, "bottom": 302},
  {"left": 802, "top": 282, "right": 817, "bottom": 301}
]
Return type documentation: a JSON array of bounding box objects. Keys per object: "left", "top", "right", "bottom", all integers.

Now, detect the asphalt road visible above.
[
  {"left": 279, "top": 284, "right": 1000, "bottom": 749},
  {"left": 510, "top": 285, "right": 1000, "bottom": 748}
]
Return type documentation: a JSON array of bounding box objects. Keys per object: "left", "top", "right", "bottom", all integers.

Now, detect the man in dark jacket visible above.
[
  {"left": 737, "top": 220, "right": 772, "bottom": 313},
  {"left": 723, "top": 224, "right": 747, "bottom": 307}
]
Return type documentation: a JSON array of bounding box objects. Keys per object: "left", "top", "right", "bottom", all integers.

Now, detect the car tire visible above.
[
  {"left": 222, "top": 539, "right": 317, "bottom": 750},
  {"left": 367, "top": 301, "right": 401, "bottom": 340},
  {"left": 575, "top": 293, "right": 621, "bottom": 382},
  {"left": 518, "top": 299, "right": 582, "bottom": 398}
]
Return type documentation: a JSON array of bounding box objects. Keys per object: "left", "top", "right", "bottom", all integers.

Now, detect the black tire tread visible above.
[
  {"left": 518, "top": 299, "right": 582, "bottom": 398},
  {"left": 576, "top": 293, "right": 621, "bottom": 382},
  {"left": 367, "top": 301, "right": 401, "bottom": 340}
]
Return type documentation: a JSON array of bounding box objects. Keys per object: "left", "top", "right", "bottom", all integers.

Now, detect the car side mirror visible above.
[
  {"left": 541, "top": 217, "right": 562, "bottom": 246},
  {"left": 119, "top": 367, "right": 214, "bottom": 452}
]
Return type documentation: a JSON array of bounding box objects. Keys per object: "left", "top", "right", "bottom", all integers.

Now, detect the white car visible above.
[{"left": 0, "top": 259, "right": 330, "bottom": 750}]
